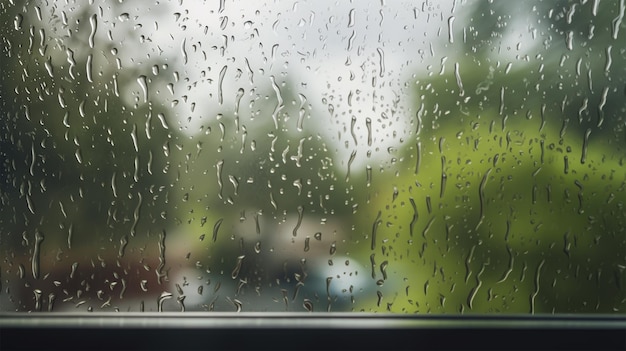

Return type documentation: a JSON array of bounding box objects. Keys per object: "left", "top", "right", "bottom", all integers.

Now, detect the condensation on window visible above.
[{"left": 0, "top": 0, "right": 624, "bottom": 313}]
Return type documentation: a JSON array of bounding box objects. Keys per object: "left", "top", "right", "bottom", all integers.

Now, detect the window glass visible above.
[{"left": 1, "top": 0, "right": 624, "bottom": 313}]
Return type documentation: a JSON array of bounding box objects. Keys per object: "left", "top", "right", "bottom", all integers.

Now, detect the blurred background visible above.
[{"left": 0, "top": 0, "right": 624, "bottom": 313}]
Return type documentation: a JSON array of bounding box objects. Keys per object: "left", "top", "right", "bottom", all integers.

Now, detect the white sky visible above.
[
  {"left": 35, "top": 0, "right": 538, "bottom": 171},
  {"left": 35, "top": 0, "right": 459, "bottom": 169}
]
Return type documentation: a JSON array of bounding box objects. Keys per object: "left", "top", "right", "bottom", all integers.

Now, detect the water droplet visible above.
[
  {"left": 33, "top": 289, "right": 43, "bottom": 311},
  {"left": 440, "top": 172, "right": 447, "bottom": 198},
  {"left": 611, "top": 3, "right": 624, "bottom": 39},
  {"left": 88, "top": 14, "right": 97, "bottom": 49},
  {"left": 112, "top": 74, "right": 120, "bottom": 96},
  {"left": 234, "top": 88, "right": 244, "bottom": 118},
  {"left": 598, "top": 87, "right": 609, "bottom": 127},
  {"left": 136, "top": 75, "right": 148, "bottom": 103},
  {"left": 270, "top": 76, "right": 283, "bottom": 129},
  {"left": 156, "top": 230, "right": 167, "bottom": 284},
  {"left": 65, "top": 49, "right": 77, "bottom": 80},
  {"left": 119, "top": 235, "right": 128, "bottom": 257},
  {"left": 292, "top": 206, "right": 304, "bottom": 237},
  {"left": 575, "top": 180, "right": 585, "bottom": 214},
  {"left": 497, "top": 244, "right": 514, "bottom": 283},
  {"left": 216, "top": 160, "right": 224, "bottom": 199},
  {"left": 157, "top": 113, "right": 169, "bottom": 130},
  {"left": 530, "top": 259, "right": 546, "bottom": 314},
  {"left": 454, "top": 62, "right": 464, "bottom": 96},
  {"left": 86, "top": 54, "right": 93, "bottom": 82},
  {"left": 297, "top": 94, "right": 307, "bottom": 131},
  {"left": 475, "top": 169, "right": 492, "bottom": 230},
  {"left": 467, "top": 264, "right": 485, "bottom": 310},
  {"left": 70, "top": 262, "right": 78, "bottom": 279},
  {"left": 581, "top": 128, "right": 591, "bottom": 164},
  {"left": 47, "top": 293, "right": 56, "bottom": 312},
  {"left": 111, "top": 172, "right": 118, "bottom": 198},
  {"left": 14, "top": 14, "right": 23, "bottom": 30},
  {"left": 365, "top": 118, "right": 372, "bottom": 146},
  {"left": 212, "top": 218, "right": 223, "bottom": 242},
  {"left": 130, "top": 192, "right": 142, "bottom": 236},
  {"left": 26, "top": 194, "right": 35, "bottom": 214},
  {"left": 409, "top": 198, "right": 418, "bottom": 237},
  {"left": 44, "top": 57, "right": 53, "bottom": 78},
  {"left": 447, "top": 16, "right": 455, "bottom": 43},
  {"left": 371, "top": 211, "right": 381, "bottom": 250},
  {"left": 130, "top": 124, "right": 139, "bottom": 152},
  {"left": 32, "top": 230, "right": 44, "bottom": 279},
  {"left": 565, "top": 31, "right": 573, "bottom": 50},
  {"left": 158, "top": 291, "right": 173, "bottom": 312},
  {"left": 230, "top": 298, "right": 243, "bottom": 312},
  {"left": 345, "top": 150, "right": 356, "bottom": 182},
  {"left": 348, "top": 8, "right": 355, "bottom": 27},
  {"left": 376, "top": 48, "right": 385, "bottom": 78},
  {"left": 350, "top": 116, "right": 358, "bottom": 146},
  {"left": 218, "top": 65, "right": 227, "bottom": 105},
  {"left": 181, "top": 38, "right": 188, "bottom": 64},
  {"left": 66, "top": 224, "right": 73, "bottom": 249},
  {"left": 303, "top": 299, "right": 313, "bottom": 312},
  {"left": 228, "top": 175, "right": 239, "bottom": 196},
  {"left": 563, "top": 233, "right": 572, "bottom": 258},
  {"left": 231, "top": 255, "right": 245, "bottom": 279}
]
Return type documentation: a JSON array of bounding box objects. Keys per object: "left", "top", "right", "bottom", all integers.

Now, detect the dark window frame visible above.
[{"left": 1, "top": 313, "right": 625, "bottom": 350}]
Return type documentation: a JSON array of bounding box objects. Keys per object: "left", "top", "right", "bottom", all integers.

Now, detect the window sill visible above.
[{"left": 1, "top": 313, "right": 624, "bottom": 350}]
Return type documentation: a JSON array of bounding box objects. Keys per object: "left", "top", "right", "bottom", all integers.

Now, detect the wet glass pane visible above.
[{"left": 0, "top": 0, "right": 624, "bottom": 313}]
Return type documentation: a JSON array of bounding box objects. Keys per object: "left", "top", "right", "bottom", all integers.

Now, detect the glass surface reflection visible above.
[{"left": 0, "top": 0, "right": 624, "bottom": 314}]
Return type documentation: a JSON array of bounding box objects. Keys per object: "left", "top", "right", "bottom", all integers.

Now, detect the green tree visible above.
[{"left": 353, "top": 0, "right": 626, "bottom": 313}]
